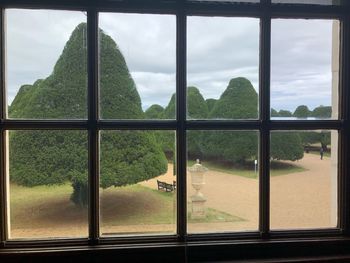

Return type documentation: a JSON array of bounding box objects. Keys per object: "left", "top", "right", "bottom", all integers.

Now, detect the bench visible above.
[{"left": 157, "top": 180, "right": 175, "bottom": 192}]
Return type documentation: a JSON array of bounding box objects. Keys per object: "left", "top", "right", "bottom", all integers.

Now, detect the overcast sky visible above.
[{"left": 6, "top": 9, "right": 335, "bottom": 112}]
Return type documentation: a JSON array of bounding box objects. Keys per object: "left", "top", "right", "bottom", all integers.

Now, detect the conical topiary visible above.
[{"left": 9, "top": 23, "right": 167, "bottom": 206}]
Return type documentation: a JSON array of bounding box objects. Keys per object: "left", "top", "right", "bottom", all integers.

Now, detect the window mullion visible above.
[
  {"left": 176, "top": 3, "right": 187, "bottom": 241},
  {"left": 339, "top": 14, "right": 350, "bottom": 234},
  {"left": 0, "top": 8, "right": 7, "bottom": 245},
  {"left": 259, "top": 0, "right": 271, "bottom": 238},
  {"left": 87, "top": 9, "right": 100, "bottom": 245}
]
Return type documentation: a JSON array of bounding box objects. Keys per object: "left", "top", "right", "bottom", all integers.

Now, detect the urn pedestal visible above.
[{"left": 188, "top": 159, "right": 208, "bottom": 219}]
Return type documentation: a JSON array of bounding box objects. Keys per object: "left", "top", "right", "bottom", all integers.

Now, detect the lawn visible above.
[
  {"left": 9, "top": 182, "right": 243, "bottom": 238},
  {"left": 188, "top": 159, "right": 307, "bottom": 179}
]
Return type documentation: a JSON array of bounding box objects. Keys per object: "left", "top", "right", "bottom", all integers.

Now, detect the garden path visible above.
[{"left": 141, "top": 153, "right": 335, "bottom": 232}]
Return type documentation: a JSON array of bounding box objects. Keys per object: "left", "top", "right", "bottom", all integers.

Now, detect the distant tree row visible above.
[
  {"left": 271, "top": 105, "right": 332, "bottom": 118},
  {"left": 146, "top": 78, "right": 305, "bottom": 164}
]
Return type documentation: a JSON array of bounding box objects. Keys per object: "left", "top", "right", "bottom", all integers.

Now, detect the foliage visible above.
[
  {"left": 278, "top": 110, "right": 293, "bottom": 117},
  {"left": 293, "top": 105, "right": 310, "bottom": 118},
  {"left": 271, "top": 108, "right": 279, "bottom": 117},
  {"left": 206, "top": 99, "right": 217, "bottom": 113},
  {"left": 203, "top": 78, "right": 258, "bottom": 163},
  {"left": 202, "top": 78, "right": 303, "bottom": 163},
  {"left": 311, "top": 105, "right": 332, "bottom": 118},
  {"left": 271, "top": 132, "right": 304, "bottom": 161},
  {"left": 145, "top": 104, "right": 164, "bottom": 119},
  {"left": 298, "top": 131, "right": 331, "bottom": 150},
  {"left": 163, "top": 87, "right": 208, "bottom": 159},
  {"left": 209, "top": 77, "right": 258, "bottom": 119},
  {"left": 9, "top": 23, "right": 167, "bottom": 206},
  {"left": 187, "top": 87, "right": 209, "bottom": 119}
]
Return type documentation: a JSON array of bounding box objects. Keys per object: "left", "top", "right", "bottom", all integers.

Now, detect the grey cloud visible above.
[
  {"left": 6, "top": 11, "right": 335, "bottom": 113},
  {"left": 6, "top": 9, "right": 86, "bottom": 104}
]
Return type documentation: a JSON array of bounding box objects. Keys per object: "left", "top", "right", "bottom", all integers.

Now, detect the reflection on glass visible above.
[
  {"left": 270, "top": 130, "right": 338, "bottom": 229},
  {"left": 271, "top": 19, "right": 339, "bottom": 120},
  {"left": 99, "top": 13, "right": 176, "bottom": 119},
  {"left": 100, "top": 130, "right": 176, "bottom": 236},
  {"left": 8, "top": 130, "right": 88, "bottom": 239},
  {"left": 6, "top": 9, "right": 87, "bottom": 119},
  {"left": 187, "top": 131, "right": 259, "bottom": 233},
  {"left": 187, "top": 17, "right": 259, "bottom": 120}
]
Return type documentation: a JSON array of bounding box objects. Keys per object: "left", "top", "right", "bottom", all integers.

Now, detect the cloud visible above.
[
  {"left": 6, "top": 10, "right": 337, "bottom": 114},
  {"left": 271, "top": 19, "right": 335, "bottom": 111}
]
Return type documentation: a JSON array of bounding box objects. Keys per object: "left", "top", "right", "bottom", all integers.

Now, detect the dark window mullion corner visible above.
[
  {"left": 259, "top": 0, "right": 271, "bottom": 237},
  {"left": 87, "top": 9, "right": 100, "bottom": 245},
  {"left": 176, "top": 2, "right": 187, "bottom": 241}
]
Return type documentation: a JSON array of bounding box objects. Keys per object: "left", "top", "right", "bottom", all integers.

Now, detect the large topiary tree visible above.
[
  {"left": 293, "top": 105, "right": 310, "bottom": 118},
  {"left": 9, "top": 23, "right": 168, "bottom": 206},
  {"left": 202, "top": 78, "right": 258, "bottom": 163},
  {"left": 205, "top": 99, "right": 217, "bottom": 113},
  {"left": 202, "top": 77, "right": 304, "bottom": 164},
  {"left": 311, "top": 105, "right": 332, "bottom": 118},
  {"left": 145, "top": 104, "right": 165, "bottom": 119},
  {"left": 162, "top": 87, "right": 208, "bottom": 159}
]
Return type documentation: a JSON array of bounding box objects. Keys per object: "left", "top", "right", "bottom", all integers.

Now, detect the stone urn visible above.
[{"left": 188, "top": 159, "right": 208, "bottom": 219}]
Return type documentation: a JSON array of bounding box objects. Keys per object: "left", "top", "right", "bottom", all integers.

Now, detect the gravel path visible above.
[{"left": 141, "top": 153, "right": 336, "bottom": 232}]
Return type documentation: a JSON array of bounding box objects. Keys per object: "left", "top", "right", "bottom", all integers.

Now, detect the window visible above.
[{"left": 0, "top": 1, "right": 350, "bottom": 262}]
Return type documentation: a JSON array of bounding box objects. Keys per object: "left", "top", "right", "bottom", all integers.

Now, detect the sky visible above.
[{"left": 6, "top": 9, "right": 336, "bottom": 113}]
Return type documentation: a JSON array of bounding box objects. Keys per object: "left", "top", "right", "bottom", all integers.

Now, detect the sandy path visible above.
[{"left": 141, "top": 153, "right": 336, "bottom": 232}]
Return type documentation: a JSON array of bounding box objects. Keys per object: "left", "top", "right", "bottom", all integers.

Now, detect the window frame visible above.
[{"left": 0, "top": 0, "right": 350, "bottom": 261}]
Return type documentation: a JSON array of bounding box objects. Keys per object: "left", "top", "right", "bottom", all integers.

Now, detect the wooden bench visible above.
[{"left": 157, "top": 180, "right": 175, "bottom": 192}]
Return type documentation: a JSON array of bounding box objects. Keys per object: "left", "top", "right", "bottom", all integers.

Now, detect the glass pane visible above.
[
  {"left": 271, "top": 19, "right": 339, "bottom": 120},
  {"left": 99, "top": 13, "right": 176, "bottom": 120},
  {"left": 100, "top": 130, "right": 176, "bottom": 236},
  {"left": 6, "top": 9, "right": 87, "bottom": 119},
  {"left": 8, "top": 130, "right": 88, "bottom": 239},
  {"left": 187, "top": 131, "right": 259, "bottom": 233},
  {"left": 187, "top": 17, "right": 259, "bottom": 120},
  {"left": 273, "top": 0, "right": 342, "bottom": 5},
  {"left": 270, "top": 130, "right": 338, "bottom": 229}
]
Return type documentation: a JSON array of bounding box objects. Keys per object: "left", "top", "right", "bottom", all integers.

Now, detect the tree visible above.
[
  {"left": 293, "top": 105, "right": 310, "bottom": 118},
  {"left": 311, "top": 105, "right": 332, "bottom": 118},
  {"left": 209, "top": 77, "right": 258, "bottom": 119},
  {"left": 206, "top": 98, "right": 217, "bottom": 113},
  {"left": 202, "top": 78, "right": 258, "bottom": 163},
  {"left": 163, "top": 87, "right": 208, "bottom": 159},
  {"left": 9, "top": 23, "right": 167, "bottom": 206},
  {"left": 202, "top": 78, "right": 303, "bottom": 164},
  {"left": 299, "top": 131, "right": 331, "bottom": 151},
  {"left": 271, "top": 132, "right": 304, "bottom": 161},
  {"left": 278, "top": 110, "right": 293, "bottom": 117},
  {"left": 145, "top": 104, "right": 164, "bottom": 119},
  {"left": 271, "top": 108, "right": 279, "bottom": 117}
]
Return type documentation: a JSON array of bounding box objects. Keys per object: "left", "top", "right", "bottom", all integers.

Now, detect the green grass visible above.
[
  {"left": 10, "top": 183, "right": 242, "bottom": 230},
  {"left": 188, "top": 159, "right": 307, "bottom": 179},
  {"left": 188, "top": 207, "right": 244, "bottom": 223}
]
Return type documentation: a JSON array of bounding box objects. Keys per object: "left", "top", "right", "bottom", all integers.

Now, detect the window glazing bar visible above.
[
  {"left": 0, "top": 8, "right": 7, "bottom": 245},
  {"left": 87, "top": 9, "right": 100, "bottom": 244},
  {"left": 339, "top": 15, "right": 350, "bottom": 234},
  {"left": 259, "top": 0, "right": 271, "bottom": 238},
  {"left": 176, "top": 2, "right": 187, "bottom": 241}
]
